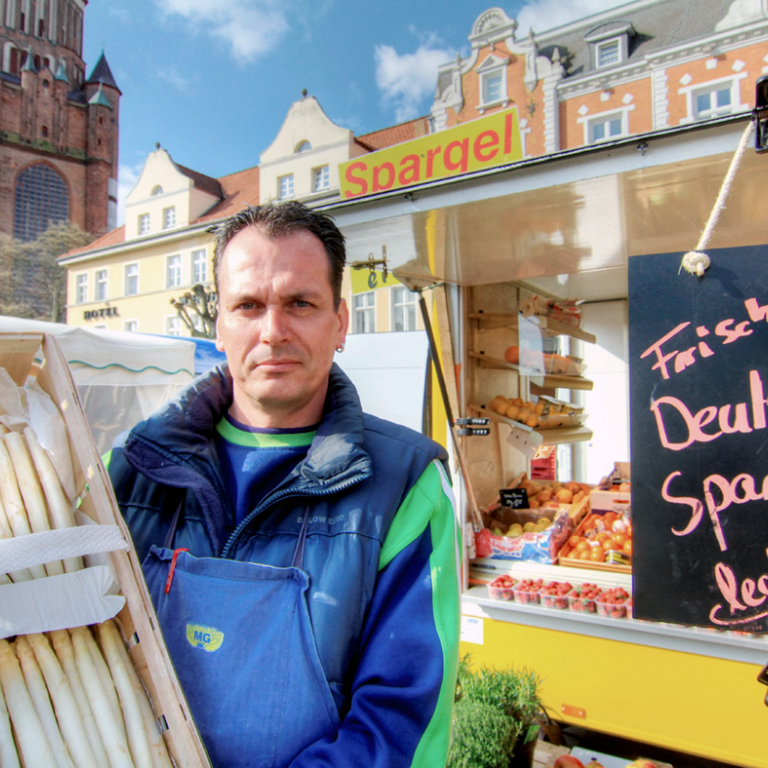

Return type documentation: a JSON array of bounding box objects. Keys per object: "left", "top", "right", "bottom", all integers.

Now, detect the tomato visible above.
[{"left": 623, "top": 539, "right": 633, "bottom": 556}]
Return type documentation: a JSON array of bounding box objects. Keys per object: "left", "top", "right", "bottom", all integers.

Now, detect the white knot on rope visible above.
[
  {"left": 678, "top": 120, "right": 754, "bottom": 278},
  {"left": 680, "top": 251, "right": 711, "bottom": 276}
]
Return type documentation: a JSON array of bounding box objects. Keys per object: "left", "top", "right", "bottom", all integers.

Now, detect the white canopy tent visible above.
[{"left": 0, "top": 317, "right": 196, "bottom": 453}]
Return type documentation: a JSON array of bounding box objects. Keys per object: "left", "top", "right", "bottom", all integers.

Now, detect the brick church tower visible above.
[{"left": 0, "top": 0, "right": 120, "bottom": 241}]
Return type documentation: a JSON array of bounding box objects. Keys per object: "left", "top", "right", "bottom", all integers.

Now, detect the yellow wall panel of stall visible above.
[{"left": 461, "top": 619, "right": 768, "bottom": 768}]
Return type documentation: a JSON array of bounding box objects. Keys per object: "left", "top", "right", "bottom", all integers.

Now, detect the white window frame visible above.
[
  {"left": 192, "top": 249, "right": 207, "bottom": 284},
  {"left": 166, "top": 254, "right": 182, "bottom": 289},
  {"left": 124, "top": 319, "right": 138, "bottom": 333},
  {"left": 278, "top": 174, "right": 294, "bottom": 200},
  {"left": 124, "top": 262, "right": 139, "bottom": 296},
  {"left": 679, "top": 73, "right": 747, "bottom": 125},
  {"left": 95, "top": 269, "right": 108, "bottom": 302},
  {"left": 352, "top": 291, "right": 376, "bottom": 334},
  {"left": 163, "top": 206, "right": 176, "bottom": 229},
  {"left": 578, "top": 106, "right": 634, "bottom": 145},
  {"left": 166, "top": 315, "right": 182, "bottom": 336},
  {"left": 75, "top": 273, "right": 88, "bottom": 304},
  {"left": 313, "top": 165, "right": 329, "bottom": 193},
  {"left": 391, "top": 286, "right": 417, "bottom": 332},
  {"left": 596, "top": 38, "right": 620, "bottom": 68},
  {"left": 476, "top": 54, "right": 509, "bottom": 111},
  {"left": 138, "top": 213, "right": 150, "bottom": 234}
]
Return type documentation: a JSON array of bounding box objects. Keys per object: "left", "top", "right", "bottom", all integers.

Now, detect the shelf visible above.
[
  {"left": 468, "top": 312, "right": 597, "bottom": 344},
  {"left": 468, "top": 351, "right": 594, "bottom": 391},
  {"left": 469, "top": 404, "right": 593, "bottom": 445}
]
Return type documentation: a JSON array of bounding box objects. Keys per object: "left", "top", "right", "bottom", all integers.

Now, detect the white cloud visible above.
[
  {"left": 375, "top": 31, "right": 455, "bottom": 122},
  {"left": 153, "top": 0, "right": 290, "bottom": 64},
  {"left": 516, "top": 0, "right": 630, "bottom": 36},
  {"left": 158, "top": 67, "right": 191, "bottom": 91},
  {"left": 115, "top": 162, "right": 142, "bottom": 227}
]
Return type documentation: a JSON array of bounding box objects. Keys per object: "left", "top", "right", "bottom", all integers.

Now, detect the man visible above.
[{"left": 106, "top": 201, "right": 461, "bottom": 768}]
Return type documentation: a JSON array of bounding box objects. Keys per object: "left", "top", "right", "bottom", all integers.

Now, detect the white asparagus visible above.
[
  {"left": 0, "top": 663, "right": 20, "bottom": 768},
  {"left": 23, "top": 428, "right": 82, "bottom": 573},
  {"left": 13, "top": 636, "right": 75, "bottom": 768},
  {"left": 0, "top": 440, "right": 45, "bottom": 580},
  {"left": 72, "top": 626, "right": 123, "bottom": 730},
  {"left": 107, "top": 622, "right": 173, "bottom": 768},
  {"left": 0, "top": 491, "right": 32, "bottom": 584},
  {"left": 70, "top": 629, "right": 135, "bottom": 768},
  {"left": 4, "top": 432, "right": 64, "bottom": 577},
  {"left": 97, "top": 622, "right": 155, "bottom": 768},
  {"left": 49, "top": 630, "right": 110, "bottom": 768},
  {"left": 28, "top": 633, "right": 100, "bottom": 768},
  {"left": 0, "top": 493, "right": 12, "bottom": 540},
  {"left": 0, "top": 638, "right": 57, "bottom": 767}
]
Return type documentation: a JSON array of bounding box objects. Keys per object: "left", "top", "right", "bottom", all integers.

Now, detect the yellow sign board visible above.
[
  {"left": 340, "top": 108, "right": 523, "bottom": 200},
  {"left": 350, "top": 268, "right": 401, "bottom": 294}
]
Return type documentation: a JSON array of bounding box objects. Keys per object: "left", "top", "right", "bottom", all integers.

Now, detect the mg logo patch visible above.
[{"left": 186, "top": 623, "right": 225, "bottom": 652}]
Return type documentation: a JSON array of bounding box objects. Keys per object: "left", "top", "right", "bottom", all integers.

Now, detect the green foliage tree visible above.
[
  {"left": 0, "top": 222, "right": 93, "bottom": 322},
  {"left": 170, "top": 283, "right": 217, "bottom": 338}
]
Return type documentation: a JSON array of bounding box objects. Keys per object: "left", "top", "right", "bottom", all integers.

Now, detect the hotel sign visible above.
[
  {"left": 339, "top": 108, "right": 523, "bottom": 200},
  {"left": 84, "top": 307, "right": 119, "bottom": 321}
]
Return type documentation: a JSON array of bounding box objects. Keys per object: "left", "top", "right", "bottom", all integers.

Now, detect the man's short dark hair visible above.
[{"left": 208, "top": 201, "right": 346, "bottom": 310}]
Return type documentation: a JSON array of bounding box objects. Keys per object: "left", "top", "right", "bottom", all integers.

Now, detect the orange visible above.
[
  {"left": 576, "top": 540, "right": 591, "bottom": 554},
  {"left": 623, "top": 540, "right": 633, "bottom": 556},
  {"left": 590, "top": 547, "right": 605, "bottom": 562}
]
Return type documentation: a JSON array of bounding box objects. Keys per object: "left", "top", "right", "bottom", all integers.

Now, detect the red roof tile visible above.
[
  {"left": 62, "top": 225, "right": 125, "bottom": 258},
  {"left": 355, "top": 116, "right": 431, "bottom": 152},
  {"left": 176, "top": 163, "right": 224, "bottom": 199}
]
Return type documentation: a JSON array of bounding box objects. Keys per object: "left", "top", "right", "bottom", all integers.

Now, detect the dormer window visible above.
[
  {"left": 476, "top": 54, "right": 509, "bottom": 110},
  {"left": 151, "top": 185, "right": 164, "bottom": 196},
  {"left": 295, "top": 140, "right": 312, "bottom": 153},
  {"left": 585, "top": 21, "right": 634, "bottom": 70}
]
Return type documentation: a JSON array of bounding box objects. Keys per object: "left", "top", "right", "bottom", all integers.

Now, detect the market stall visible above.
[{"left": 326, "top": 111, "right": 768, "bottom": 767}]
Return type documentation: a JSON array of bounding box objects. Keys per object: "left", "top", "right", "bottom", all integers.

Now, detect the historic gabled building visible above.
[
  {"left": 0, "top": 0, "right": 120, "bottom": 241},
  {"left": 60, "top": 94, "right": 429, "bottom": 337},
  {"left": 430, "top": 0, "right": 767, "bottom": 156}
]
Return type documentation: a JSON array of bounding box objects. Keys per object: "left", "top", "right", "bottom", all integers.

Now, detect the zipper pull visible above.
[{"left": 165, "top": 548, "right": 189, "bottom": 594}]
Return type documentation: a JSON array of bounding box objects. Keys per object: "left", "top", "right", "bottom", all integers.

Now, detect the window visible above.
[
  {"left": 313, "top": 166, "right": 329, "bottom": 193},
  {"left": 296, "top": 140, "right": 312, "bottom": 153},
  {"left": 352, "top": 292, "right": 376, "bottom": 334},
  {"left": 166, "top": 316, "right": 181, "bottom": 336},
  {"left": 588, "top": 112, "right": 625, "bottom": 143},
  {"left": 482, "top": 71, "right": 503, "bottom": 104},
  {"left": 166, "top": 254, "right": 181, "bottom": 289},
  {"left": 163, "top": 207, "right": 176, "bottom": 229},
  {"left": 95, "top": 269, "right": 108, "bottom": 301},
  {"left": 124, "top": 320, "right": 138, "bottom": 333},
  {"left": 151, "top": 185, "right": 163, "bottom": 196},
  {"left": 75, "top": 274, "right": 88, "bottom": 304},
  {"left": 124, "top": 263, "right": 139, "bottom": 296},
  {"left": 597, "top": 39, "right": 620, "bottom": 67},
  {"left": 14, "top": 163, "right": 69, "bottom": 242},
  {"left": 391, "top": 286, "right": 417, "bottom": 332},
  {"left": 192, "top": 249, "right": 207, "bottom": 284},
  {"left": 278, "top": 175, "right": 294, "bottom": 200},
  {"left": 138, "top": 213, "right": 150, "bottom": 234},
  {"left": 693, "top": 84, "right": 732, "bottom": 119}
]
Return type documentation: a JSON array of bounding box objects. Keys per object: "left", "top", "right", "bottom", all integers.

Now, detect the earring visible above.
[{"left": 336, "top": 343, "right": 345, "bottom": 353}]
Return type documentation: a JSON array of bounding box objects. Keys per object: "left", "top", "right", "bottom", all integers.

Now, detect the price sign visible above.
[
  {"left": 629, "top": 246, "right": 768, "bottom": 631},
  {"left": 500, "top": 488, "right": 529, "bottom": 509}
]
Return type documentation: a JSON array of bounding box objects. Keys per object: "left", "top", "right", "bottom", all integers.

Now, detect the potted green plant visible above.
[{"left": 446, "top": 655, "right": 543, "bottom": 768}]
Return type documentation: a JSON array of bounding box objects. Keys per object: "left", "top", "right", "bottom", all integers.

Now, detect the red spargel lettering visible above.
[
  {"left": 426, "top": 146, "right": 442, "bottom": 177},
  {"left": 744, "top": 297, "right": 768, "bottom": 322},
  {"left": 398, "top": 154, "right": 421, "bottom": 186},
  {"left": 504, "top": 111, "right": 514, "bottom": 155},
  {"left": 474, "top": 130, "right": 499, "bottom": 162},
  {"left": 372, "top": 162, "right": 396, "bottom": 192},
  {"left": 344, "top": 162, "right": 368, "bottom": 199},
  {"left": 444, "top": 139, "right": 469, "bottom": 173}
]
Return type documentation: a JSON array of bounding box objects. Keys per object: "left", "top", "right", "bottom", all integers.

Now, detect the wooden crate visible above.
[{"left": 3, "top": 333, "right": 211, "bottom": 768}]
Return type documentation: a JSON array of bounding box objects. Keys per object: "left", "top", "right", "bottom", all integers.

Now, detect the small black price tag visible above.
[{"left": 499, "top": 488, "right": 529, "bottom": 509}]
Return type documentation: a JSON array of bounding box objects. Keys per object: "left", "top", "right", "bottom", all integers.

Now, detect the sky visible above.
[{"left": 82, "top": 0, "right": 630, "bottom": 223}]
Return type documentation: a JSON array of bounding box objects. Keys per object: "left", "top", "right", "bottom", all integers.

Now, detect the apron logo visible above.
[{"left": 186, "top": 623, "right": 225, "bottom": 652}]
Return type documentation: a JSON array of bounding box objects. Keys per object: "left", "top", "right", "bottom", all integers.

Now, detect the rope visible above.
[{"left": 679, "top": 120, "right": 755, "bottom": 277}]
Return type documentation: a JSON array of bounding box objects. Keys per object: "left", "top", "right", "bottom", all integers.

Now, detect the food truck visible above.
[{"left": 326, "top": 94, "right": 768, "bottom": 767}]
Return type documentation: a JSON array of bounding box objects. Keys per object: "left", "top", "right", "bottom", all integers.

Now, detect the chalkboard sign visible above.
[
  {"left": 500, "top": 488, "right": 529, "bottom": 509},
  {"left": 629, "top": 245, "right": 768, "bottom": 631}
]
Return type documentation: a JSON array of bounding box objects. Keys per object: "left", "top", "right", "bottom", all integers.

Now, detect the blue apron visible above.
[{"left": 142, "top": 510, "right": 341, "bottom": 768}]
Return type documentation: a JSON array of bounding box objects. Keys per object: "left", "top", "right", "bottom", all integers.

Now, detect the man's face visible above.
[{"left": 215, "top": 226, "right": 348, "bottom": 428}]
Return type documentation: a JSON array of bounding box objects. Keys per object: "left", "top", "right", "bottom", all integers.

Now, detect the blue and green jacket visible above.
[{"left": 106, "top": 363, "right": 461, "bottom": 767}]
